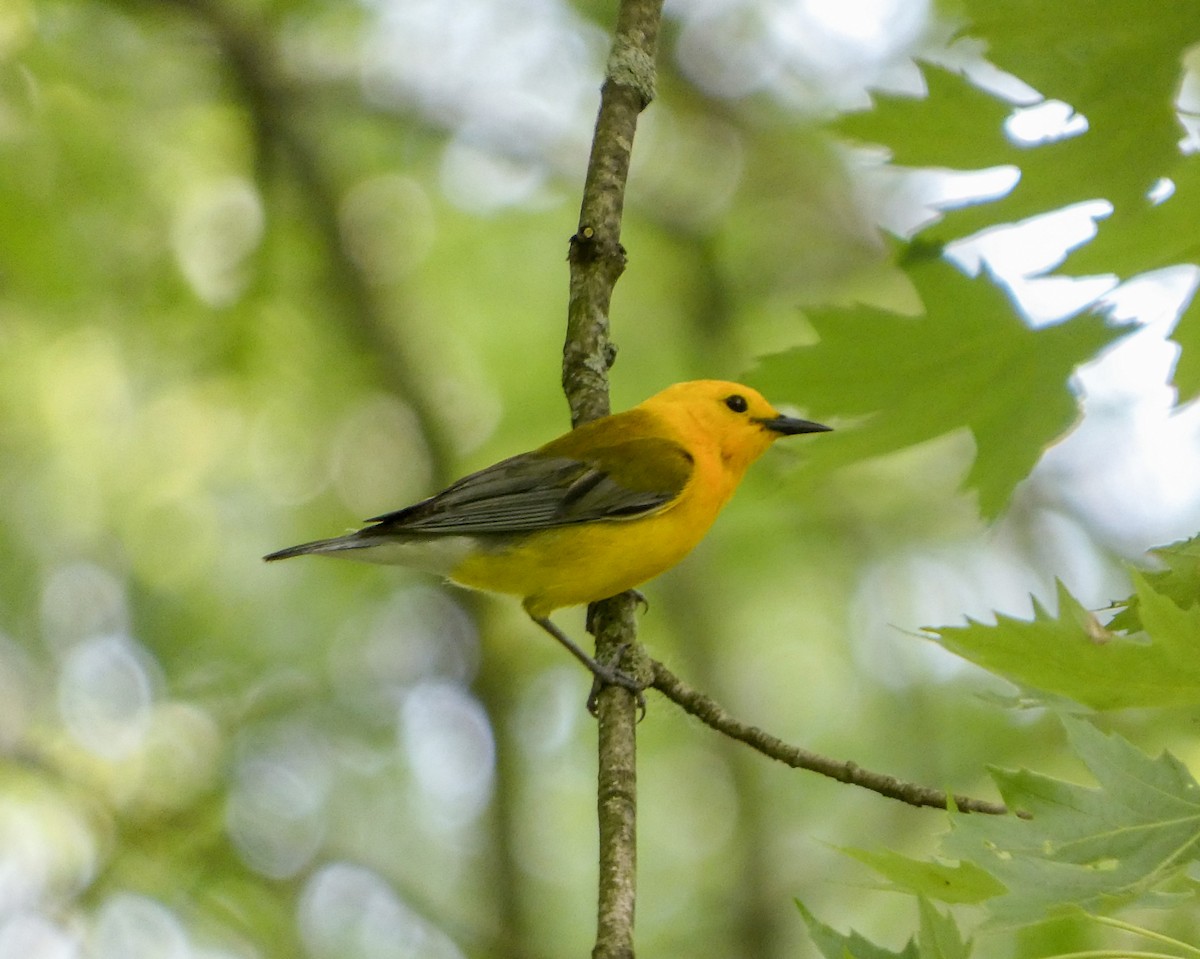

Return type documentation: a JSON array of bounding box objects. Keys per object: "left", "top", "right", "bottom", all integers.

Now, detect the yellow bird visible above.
[{"left": 265, "top": 380, "right": 830, "bottom": 692}]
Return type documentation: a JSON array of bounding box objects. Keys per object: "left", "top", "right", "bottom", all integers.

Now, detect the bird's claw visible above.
[
  {"left": 529, "top": 616, "right": 647, "bottom": 720},
  {"left": 586, "top": 590, "right": 650, "bottom": 633},
  {"left": 586, "top": 643, "right": 648, "bottom": 720}
]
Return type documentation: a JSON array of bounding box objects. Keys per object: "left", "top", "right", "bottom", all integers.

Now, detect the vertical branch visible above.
[
  {"left": 563, "top": 0, "right": 664, "bottom": 425},
  {"left": 561, "top": 3, "right": 664, "bottom": 958}
]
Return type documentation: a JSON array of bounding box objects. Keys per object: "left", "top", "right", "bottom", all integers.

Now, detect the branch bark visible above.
[
  {"left": 650, "top": 660, "right": 1022, "bottom": 817},
  {"left": 564, "top": 0, "right": 663, "bottom": 426},
  {"left": 561, "top": 3, "right": 664, "bottom": 958}
]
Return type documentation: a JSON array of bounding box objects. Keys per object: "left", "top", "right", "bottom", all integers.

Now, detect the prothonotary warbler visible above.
[{"left": 265, "top": 380, "right": 830, "bottom": 696}]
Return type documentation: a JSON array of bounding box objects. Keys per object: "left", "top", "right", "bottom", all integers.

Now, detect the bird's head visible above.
[{"left": 641, "top": 380, "right": 830, "bottom": 475}]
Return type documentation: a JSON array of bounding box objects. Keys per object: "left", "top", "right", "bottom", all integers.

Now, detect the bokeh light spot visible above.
[
  {"left": 57, "top": 635, "right": 155, "bottom": 760},
  {"left": 300, "top": 862, "right": 465, "bottom": 959},
  {"left": 399, "top": 681, "right": 494, "bottom": 827},
  {"left": 91, "top": 894, "right": 188, "bottom": 959}
]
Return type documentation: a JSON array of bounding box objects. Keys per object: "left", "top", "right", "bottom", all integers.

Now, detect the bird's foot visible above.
[
  {"left": 531, "top": 617, "right": 647, "bottom": 719},
  {"left": 585, "top": 643, "right": 647, "bottom": 719}
]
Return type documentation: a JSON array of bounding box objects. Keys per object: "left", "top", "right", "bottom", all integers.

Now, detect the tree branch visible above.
[
  {"left": 650, "top": 659, "right": 1021, "bottom": 818},
  {"left": 564, "top": 0, "right": 664, "bottom": 427},
  {"left": 561, "top": 3, "right": 664, "bottom": 958}
]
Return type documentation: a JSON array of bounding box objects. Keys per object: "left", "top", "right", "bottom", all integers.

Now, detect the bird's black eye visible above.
[{"left": 725, "top": 394, "right": 748, "bottom": 413}]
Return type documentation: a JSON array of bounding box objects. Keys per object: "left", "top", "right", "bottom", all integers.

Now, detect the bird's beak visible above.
[{"left": 755, "top": 414, "right": 832, "bottom": 436}]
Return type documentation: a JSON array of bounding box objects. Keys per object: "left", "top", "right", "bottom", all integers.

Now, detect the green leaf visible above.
[
  {"left": 1108, "top": 535, "right": 1200, "bottom": 632},
  {"left": 836, "top": 62, "right": 1096, "bottom": 244},
  {"left": 943, "top": 718, "right": 1200, "bottom": 923},
  {"left": 752, "top": 255, "right": 1125, "bottom": 517},
  {"left": 917, "top": 898, "right": 972, "bottom": 959},
  {"left": 1171, "top": 292, "right": 1200, "bottom": 402},
  {"left": 1067, "top": 162, "right": 1200, "bottom": 278},
  {"left": 931, "top": 569, "right": 1200, "bottom": 710},
  {"left": 1063, "top": 161, "right": 1200, "bottom": 403},
  {"left": 840, "top": 7, "right": 1200, "bottom": 255},
  {"left": 796, "top": 900, "right": 920, "bottom": 959},
  {"left": 840, "top": 847, "right": 1006, "bottom": 905},
  {"left": 835, "top": 65, "right": 1014, "bottom": 171},
  {"left": 1049, "top": 39, "right": 1200, "bottom": 406},
  {"left": 955, "top": 0, "right": 1200, "bottom": 220}
]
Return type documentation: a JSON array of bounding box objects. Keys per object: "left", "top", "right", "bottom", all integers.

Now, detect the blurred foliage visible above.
[{"left": 2, "top": 1, "right": 1200, "bottom": 959}]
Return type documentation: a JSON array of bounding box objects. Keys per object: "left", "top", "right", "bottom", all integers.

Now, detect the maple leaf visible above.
[
  {"left": 943, "top": 719, "right": 1200, "bottom": 923},
  {"left": 753, "top": 254, "right": 1124, "bottom": 517}
]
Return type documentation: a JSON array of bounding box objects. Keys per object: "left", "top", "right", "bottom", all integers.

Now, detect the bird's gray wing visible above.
[{"left": 365, "top": 438, "right": 694, "bottom": 535}]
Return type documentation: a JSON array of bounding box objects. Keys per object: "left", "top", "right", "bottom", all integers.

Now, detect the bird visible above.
[{"left": 265, "top": 380, "right": 830, "bottom": 698}]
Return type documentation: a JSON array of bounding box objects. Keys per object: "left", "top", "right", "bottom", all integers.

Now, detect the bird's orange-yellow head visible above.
[{"left": 636, "top": 380, "right": 830, "bottom": 478}]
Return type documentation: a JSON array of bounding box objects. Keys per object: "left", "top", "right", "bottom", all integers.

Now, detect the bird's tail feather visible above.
[{"left": 263, "top": 534, "right": 373, "bottom": 562}]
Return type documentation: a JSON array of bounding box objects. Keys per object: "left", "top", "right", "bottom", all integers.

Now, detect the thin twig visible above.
[{"left": 650, "top": 659, "right": 1022, "bottom": 817}]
